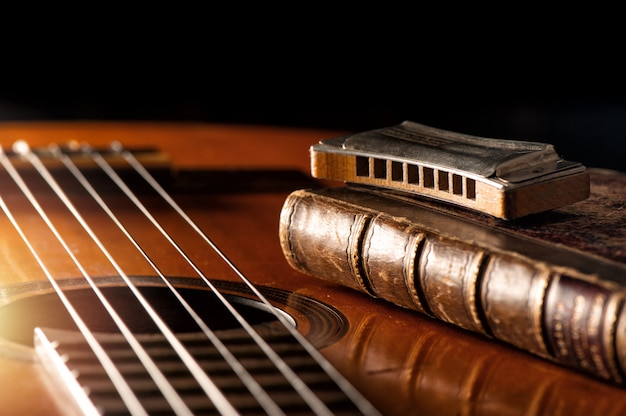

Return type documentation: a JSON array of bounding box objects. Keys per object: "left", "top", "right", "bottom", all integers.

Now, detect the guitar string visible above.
[
  {"left": 2, "top": 140, "right": 381, "bottom": 416},
  {"left": 0, "top": 197, "right": 145, "bottom": 416},
  {"left": 89, "top": 143, "right": 340, "bottom": 416},
  {"left": 0, "top": 147, "right": 150, "bottom": 416},
  {"left": 54, "top": 144, "right": 285, "bottom": 416},
  {"left": 2, "top": 142, "right": 236, "bottom": 416},
  {"left": 118, "top": 143, "right": 381, "bottom": 416},
  {"left": 17, "top": 141, "right": 336, "bottom": 416}
]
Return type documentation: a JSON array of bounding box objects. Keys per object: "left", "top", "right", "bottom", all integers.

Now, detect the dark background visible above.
[
  {"left": 1, "top": 23, "right": 624, "bottom": 172},
  {"left": 2, "top": 84, "right": 624, "bottom": 172}
]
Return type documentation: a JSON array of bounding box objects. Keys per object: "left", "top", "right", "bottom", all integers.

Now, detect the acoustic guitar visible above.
[{"left": 0, "top": 122, "right": 624, "bottom": 415}]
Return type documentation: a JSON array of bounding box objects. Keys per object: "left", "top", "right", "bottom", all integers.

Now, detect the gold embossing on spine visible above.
[
  {"left": 362, "top": 217, "right": 428, "bottom": 314},
  {"left": 544, "top": 275, "right": 624, "bottom": 383},
  {"left": 480, "top": 255, "right": 550, "bottom": 356},
  {"left": 419, "top": 237, "right": 487, "bottom": 333}
]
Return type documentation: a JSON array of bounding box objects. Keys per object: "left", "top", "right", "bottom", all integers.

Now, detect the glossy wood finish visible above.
[{"left": 0, "top": 122, "right": 625, "bottom": 415}]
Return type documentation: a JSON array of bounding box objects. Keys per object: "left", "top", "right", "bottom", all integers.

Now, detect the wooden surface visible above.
[
  {"left": 0, "top": 121, "right": 343, "bottom": 170},
  {"left": 0, "top": 122, "right": 625, "bottom": 415}
]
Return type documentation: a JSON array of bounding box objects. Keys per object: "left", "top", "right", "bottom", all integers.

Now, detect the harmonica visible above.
[{"left": 310, "top": 121, "right": 589, "bottom": 220}]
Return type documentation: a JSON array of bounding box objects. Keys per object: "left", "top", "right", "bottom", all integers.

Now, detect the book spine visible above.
[{"left": 279, "top": 189, "right": 626, "bottom": 385}]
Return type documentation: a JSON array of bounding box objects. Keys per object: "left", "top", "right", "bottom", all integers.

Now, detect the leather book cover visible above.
[{"left": 279, "top": 168, "right": 626, "bottom": 385}]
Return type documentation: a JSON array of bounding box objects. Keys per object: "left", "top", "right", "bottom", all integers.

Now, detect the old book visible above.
[{"left": 279, "top": 168, "right": 626, "bottom": 385}]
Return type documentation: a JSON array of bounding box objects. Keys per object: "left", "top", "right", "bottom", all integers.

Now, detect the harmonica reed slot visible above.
[
  {"left": 466, "top": 178, "right": 476, "bottom": 199},
  {"left": 407, "top": 164, "right": 419, "bottom": 184},
  {"left": 437, "top": 170, "right": 449, "bottom": 191},
  {"left": 453, "top": 174, "right": 463, "bottom": 195},
  {"left": 422, "top": 167, "right": 434, "bottom": 188},
  {"left": 391, "top": 161, "right": 403, "bottom": 182},
  {"left": 373, "top": 158, "right": 386, "bottom": 179},
  {"left": 356, "top": 156, "right": 369, "bottom": 177}
]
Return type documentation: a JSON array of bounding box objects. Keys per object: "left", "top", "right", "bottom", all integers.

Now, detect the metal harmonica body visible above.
[{"left": 310, "top": 121, "right": 589, "bottom": 219}]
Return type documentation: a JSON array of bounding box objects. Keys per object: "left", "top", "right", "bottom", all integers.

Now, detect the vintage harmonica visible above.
[{"left": 310, "top": 121, "right": 590, "bottom": 220}]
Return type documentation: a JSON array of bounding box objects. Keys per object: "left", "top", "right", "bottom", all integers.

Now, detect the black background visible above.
[{"left": 1, "top": 19, "right": 624, "bottom": 172}]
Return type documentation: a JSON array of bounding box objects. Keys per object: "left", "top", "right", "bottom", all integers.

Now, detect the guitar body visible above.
[{"left": 0, "top": 123, "right": 624, "bottom": 415}]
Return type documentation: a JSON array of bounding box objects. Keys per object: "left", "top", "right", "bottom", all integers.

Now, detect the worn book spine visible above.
[{"left": 278, "top": 186, "right": 626, "bottom": 385}]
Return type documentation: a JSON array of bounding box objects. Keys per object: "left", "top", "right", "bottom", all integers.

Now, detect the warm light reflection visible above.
[{"left": 324, "top": 302, "right": 626, "bottom": 416}]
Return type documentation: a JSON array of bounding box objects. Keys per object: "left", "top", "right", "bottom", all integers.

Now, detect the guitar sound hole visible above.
[{"left": 0, "top": 285, "right": 282, "bottom": 348}]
